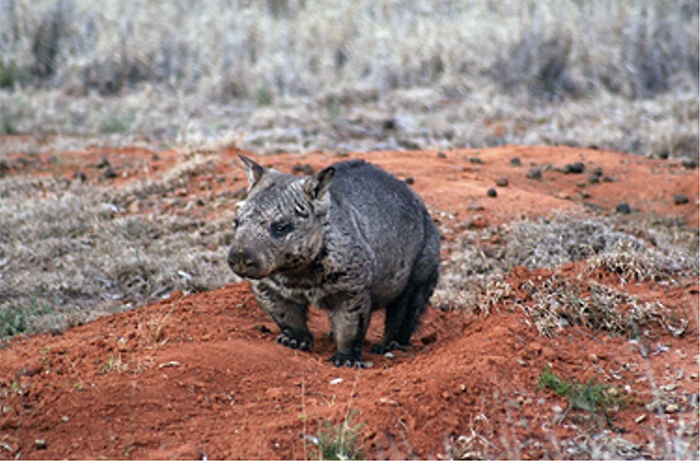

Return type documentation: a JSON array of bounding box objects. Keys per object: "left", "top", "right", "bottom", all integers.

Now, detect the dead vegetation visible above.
[
  {"left": 0, "top": 150, "right": 238, "bottom": 338},
  {"left": 0, "top": 1, "right": 697, "bottom": 161},
  {"left": 434, "top": 213, "right": 698, "bottom": 338}
]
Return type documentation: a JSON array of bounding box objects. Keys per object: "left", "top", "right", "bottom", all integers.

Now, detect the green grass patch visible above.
[
  {"left": 538, "top": 366, "right": 624, "bottom": 428},
  {"left": 310, "top": 411, "right": 365, "bottom": 461}
]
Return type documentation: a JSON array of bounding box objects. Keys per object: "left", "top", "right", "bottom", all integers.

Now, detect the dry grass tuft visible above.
[
  {"left": 0, "top": 155, "right": 237, "bottom": 339},
  {"left": 434, "top": 212, "right": 697, "bottom": 338},
  {"left": 515, "top": 276, "right": 685, "bottom": 338}
]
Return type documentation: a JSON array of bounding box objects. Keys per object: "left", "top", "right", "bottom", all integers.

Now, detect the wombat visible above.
[{"left": 227, "top": 155, "right": 440, "bottom": 367}]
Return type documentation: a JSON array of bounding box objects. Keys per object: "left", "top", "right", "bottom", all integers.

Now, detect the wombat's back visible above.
[{"left": 328, "top": 160, "right": 438, "bottom": 301}]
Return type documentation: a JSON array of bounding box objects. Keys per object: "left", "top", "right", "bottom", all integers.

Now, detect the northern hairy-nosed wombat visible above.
[{"left": 227, "top": 156, "right": 440, "bottom": 367}]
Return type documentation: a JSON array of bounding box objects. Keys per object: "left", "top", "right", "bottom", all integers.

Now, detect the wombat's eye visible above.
[
  {"left": 270, "top": 220, "right": 294, "bottom": 238},
  {"left": 232, "top": 218, "right": 240, "bottom": 229}
]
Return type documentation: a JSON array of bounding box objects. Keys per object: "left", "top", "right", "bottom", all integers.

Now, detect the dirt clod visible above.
[
  {"left": 104, "top": 167, "right": 118, "bottom": 179},
  {"left": 527, "top": 168, "right": 542, "bottom": 180},
  {"left": 564, "top": 162, "right": 585, "bottom": 174},
  {"left": 615, "top": 203, "right": 632, "bottom": 214},
  {"left": 674, "top": 194, "right": 690, "bottom": 205}
]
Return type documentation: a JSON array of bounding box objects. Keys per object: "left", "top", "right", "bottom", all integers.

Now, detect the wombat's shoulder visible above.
[
  {"left": 330, "top": 159, "right": 405, "bottom": 187},
  {"left": 330, "top": 159, "right": 371, "bottom": 175}
]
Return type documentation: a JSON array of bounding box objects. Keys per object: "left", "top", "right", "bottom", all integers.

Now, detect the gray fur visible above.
[{"left": 227, "top": 156, "right": 440, "bottom": 367}]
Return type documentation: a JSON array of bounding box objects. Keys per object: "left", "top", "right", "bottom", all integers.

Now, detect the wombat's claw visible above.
[
  {"left": 370, "top": 341, "right": 404, "bottom": 355},
  {"left": 328, "top": 353, "right": 371, "bottom": 369},
  {"left": 277, "top": 334, "right": 312, "bottom": 351}
]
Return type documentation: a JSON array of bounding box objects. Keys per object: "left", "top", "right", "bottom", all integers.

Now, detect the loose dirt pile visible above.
[{"left": 1, "top": 143, "right": 698, "bottom": 459}]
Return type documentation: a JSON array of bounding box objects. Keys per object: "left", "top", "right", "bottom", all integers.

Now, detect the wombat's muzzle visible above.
[{"left": 227, "top": 247, "right": 265, "bottom": 279}]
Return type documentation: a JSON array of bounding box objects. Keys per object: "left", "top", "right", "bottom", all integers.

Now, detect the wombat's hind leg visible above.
[
  {"left": 370, "top": 288, "right": 415, "bottom": 355},
  {"left": 372, "top": 260, "right": 439, "bottom": 355}
]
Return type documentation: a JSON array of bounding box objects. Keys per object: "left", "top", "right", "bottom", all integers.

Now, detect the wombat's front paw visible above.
[
  {"left": 277, "top": 333, "right": 313, "bottom": 352},
  {"left": 328, "top": 352, "right": 372, "bottom": 369}
]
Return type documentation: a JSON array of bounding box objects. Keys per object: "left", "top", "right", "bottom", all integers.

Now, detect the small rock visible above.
[
  {"left": 615, "top": 203, "right": 632, "bottom": 214},
  {"left": 602, "top": 176, "right": 614, "bottom": 183},
  {"left": 591, "top": 166, "right": 603, "bottom": 177},
  {"left": 526, "top": 168, "right": 542, "bottom": 180},
  {"left": 552, "top": 405, "right": 564, "bottom": 414},
  {"left": 104, "top": 167, "right": 118, "bottom": 179},
  {"left": 495, "top": 177, "right": 509, "bottom": 187},
  {"left": 35, "top": 439, "right": 48, "bottom": 450},
  {"left": 564, "top": 162, "right": 585, "bottom": 174},
  {"left": 486, "top": 188, "right": 498, "bottom": 198},
  {"left": 97, "top": 158, "right": 111, "bottom": 169},
  {"left": 588, "top": 175, "right": 600, "bottom": 184},
  {"left": 510, "top": 157, "right": 522, "bottom": 166},
  {"left": 73, "top": 171, "right": 87, "bottom": 183},
  {"left": 469, "top": 157, "right": 485, "bottom": 164},
  {"left": 673, "top": 194, "right": 689, "bottom": 205},
  {"left": 442, "top": 391, "right": 451, "bottom": 400},
  {"left": 404, "top": 177, "right": 415, "bottom": 185},
  {"left": 680, "top": 158, "right": 698, "bottom": 169},
  {"left": 437, "top": 152, "right": 447, "bottom": 159},
  {"left": 665, "top": 403, "right": 680, "bottom": 413},
  {"left": 384, "top": 352, "right": 395, "bottom": 359},
  {"left": 635, "top": 414, "right": 647, "bottom": 424}
]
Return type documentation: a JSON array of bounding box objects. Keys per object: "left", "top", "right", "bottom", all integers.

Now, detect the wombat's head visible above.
[{"left": 227, "top": 155, "right": 335, "bottom": 279}]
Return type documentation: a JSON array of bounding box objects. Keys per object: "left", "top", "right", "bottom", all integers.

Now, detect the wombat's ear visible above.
[
  {"left": 303, "top": 166, "right": 335, "bottom": 200},
  {"left": 239, "top": 155, "right": 265, "bottom": 191}
]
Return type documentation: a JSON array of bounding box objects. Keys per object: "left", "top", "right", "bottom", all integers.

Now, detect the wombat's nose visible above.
[{"left": 227, "top": 247, "right": 262, "bottom": 278}]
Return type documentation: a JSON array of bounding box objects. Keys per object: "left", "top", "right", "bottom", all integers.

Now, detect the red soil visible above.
[{"left": 1, "top": 143, "right": 698, "bottom": 459}]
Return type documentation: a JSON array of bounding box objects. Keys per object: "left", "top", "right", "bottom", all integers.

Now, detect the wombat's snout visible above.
[{"left": 227, "top": 247, "right": 264, "bottom": 279}]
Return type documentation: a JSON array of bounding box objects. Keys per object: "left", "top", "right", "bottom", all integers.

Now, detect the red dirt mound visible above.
[{"left": 1, "top": 144, "right": 698, "bottom": 459}]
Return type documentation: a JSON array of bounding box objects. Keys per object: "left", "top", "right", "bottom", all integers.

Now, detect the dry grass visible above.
[
  {"left": 0, "top": 150, "right": 238, "bottom": 339},
  {"left": 0, "top": 0, "right": 697, "bottom": 160},
  {"left": 434, "top": 212, "right": 699, "bottom": 323},
  {"left": 515, "top": 276, "right": 687, "bottom": 338}
]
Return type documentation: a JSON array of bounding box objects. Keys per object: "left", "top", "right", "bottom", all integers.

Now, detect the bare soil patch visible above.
[{"left": 1, "top": 144, "right": 698, "bottom": 459}]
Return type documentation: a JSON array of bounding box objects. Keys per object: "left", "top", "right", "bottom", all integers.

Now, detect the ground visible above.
[{"left": 0, "top": 143, "right": 698, "bottom": 459}]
